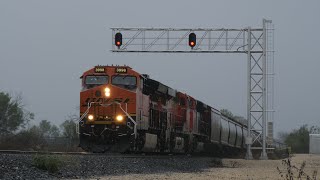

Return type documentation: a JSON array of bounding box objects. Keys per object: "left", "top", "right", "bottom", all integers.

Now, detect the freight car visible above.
[{"left": 78, "top": 65, "right": 255, "bottom": 155}]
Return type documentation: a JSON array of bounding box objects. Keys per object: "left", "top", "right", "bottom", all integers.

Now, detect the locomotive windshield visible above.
[
  {"left": 85, "top": 76, "right": 108, "bottom": 88},
  {"left": 112, "top": 75, "right": 137, "bottom": 89}
]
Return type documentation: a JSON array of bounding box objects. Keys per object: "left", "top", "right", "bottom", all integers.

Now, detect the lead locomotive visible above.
[{"left": 79, "top": 65, "right": 253, "bottom": 155}]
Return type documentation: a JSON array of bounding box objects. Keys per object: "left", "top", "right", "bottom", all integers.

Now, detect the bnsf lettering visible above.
[{"left": 83, "top": 98, "right": 130, "bottom": 106}]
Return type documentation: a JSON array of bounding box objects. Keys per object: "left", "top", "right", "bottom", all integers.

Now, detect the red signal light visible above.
[
  {"left": 115, "top": 32, "right": 122, "bottom": 47},
  {"left": 189, "top": 33, "right": 196, "bottom": 48}
]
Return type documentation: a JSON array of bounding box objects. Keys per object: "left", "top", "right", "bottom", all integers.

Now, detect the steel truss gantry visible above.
[{"left": 111, "top": 19, "right": 274, "bottom": 160}]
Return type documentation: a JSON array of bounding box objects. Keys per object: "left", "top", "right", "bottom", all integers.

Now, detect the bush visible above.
[
  {"left": 284, "top": 125, "right": 309, "bottom": 153},
  {"left": 32, "top": 155, "right": 62, "bottom": 173},
  {"left": 0, "top": 127, "right": 46, "bottom": 150}
]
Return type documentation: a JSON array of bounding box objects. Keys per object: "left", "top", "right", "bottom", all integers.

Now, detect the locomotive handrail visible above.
[
  {"left": 76, "top": 102, "right": 94, "bottom": 134},
  {"left": 76, "top": 102, "right": 98, "bottom": 134},
  {"left": 78, "top": 102, "right": 92, "bottom": 122},
  {"left": 100, "top": 102, "right": 137, "bottom": 139},
  {"left": 76, "top": 101, "right": 137, "bottom": 139}
]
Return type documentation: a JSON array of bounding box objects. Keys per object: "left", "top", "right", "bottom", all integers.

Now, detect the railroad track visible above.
[
  {"left": 0, "top": 150, "right": 93, "bottom": 155},
  {"left": 0, "top": 150, "right": 194, "bottom": 158}
]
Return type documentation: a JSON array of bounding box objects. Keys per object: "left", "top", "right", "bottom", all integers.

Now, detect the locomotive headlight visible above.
[
  {"left": 116, "top": 115, "right": 124, "bottom": 122},
  {"left": 88, "top": 114, "right": 94, "bottom": 121},
  {"left": 105, "top": 87, "right": 110, "bottom": 97}
]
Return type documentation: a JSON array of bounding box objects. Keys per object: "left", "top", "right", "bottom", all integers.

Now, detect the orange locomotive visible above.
[
  {"left": 79, "top": 66, "right": 139, "bottom": 152},
  {"left": 79, "top": 65, "right": 249, "bottom": 154}
]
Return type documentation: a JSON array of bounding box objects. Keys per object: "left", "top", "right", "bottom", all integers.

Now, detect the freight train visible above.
[{"left": 78, "top": 65, "right": 255, "bottom": 155}]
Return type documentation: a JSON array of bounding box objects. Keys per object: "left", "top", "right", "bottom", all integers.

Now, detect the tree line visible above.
[
  {"left": 1, "top": 92, "right": 318, "bottom": 153},
  {"left": 221, "top": 109, "right": 319, "bottom": 154},
  {"left": 279, "top": 125, "right": 320, "bottom": 154},
  {"left": 0, "top": 92, "right": 79, "bottom": 151}
]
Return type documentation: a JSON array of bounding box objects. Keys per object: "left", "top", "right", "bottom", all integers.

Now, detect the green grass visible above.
[{"left": 32, "top": 154, "right": 62, "bottom": 173}]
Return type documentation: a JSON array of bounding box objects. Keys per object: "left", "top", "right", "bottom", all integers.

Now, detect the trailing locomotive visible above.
[{"left": 79, "top": 65, "right": 251, "bottom": 155}]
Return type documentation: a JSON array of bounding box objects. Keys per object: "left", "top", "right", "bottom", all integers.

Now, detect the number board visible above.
[
  {"left": 95, "top": 67, "right": 105, "bottom": 73},
  {"left": 115, "top": 67, "right": 127, "bottom": 73}
]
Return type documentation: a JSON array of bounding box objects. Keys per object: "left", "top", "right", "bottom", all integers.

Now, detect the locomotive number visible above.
[
  {"left": 95, "top": 67, "right": 105, "bottom": 73},
  {"left": 115, "top": 68, "right": 127, "bottom": 73}
]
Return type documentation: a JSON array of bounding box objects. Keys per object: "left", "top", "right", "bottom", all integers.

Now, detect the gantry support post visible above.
[
  {"left": 246, "top": 27, "right": 253, "bottom": 160},
  {"left": 260, "top": 19, "right": 271, "bottom": 160}
]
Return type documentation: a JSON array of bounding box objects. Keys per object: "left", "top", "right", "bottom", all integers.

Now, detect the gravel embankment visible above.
[
  {"left": 0, "top": 153, "right": 319, "bottom": 180},
  {"left": 0, "top": 153, "right": 218, "bottom": 179}
]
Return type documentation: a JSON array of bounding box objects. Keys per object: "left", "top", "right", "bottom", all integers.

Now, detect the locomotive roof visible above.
[{"left": 80, "top": 65, "right": 136, "bottom": 78}]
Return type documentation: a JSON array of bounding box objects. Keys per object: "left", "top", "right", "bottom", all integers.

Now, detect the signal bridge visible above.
[{"left": 111, "top": 19, "right": 275, "bottom": 160}]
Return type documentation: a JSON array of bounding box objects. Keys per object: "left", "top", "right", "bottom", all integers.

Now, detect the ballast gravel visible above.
[
  {"left": 1, "top": 153, "right": 319, "bottom": 179},
  {"left": 0, "top": 153, "right": 215, "bottom": 179}
]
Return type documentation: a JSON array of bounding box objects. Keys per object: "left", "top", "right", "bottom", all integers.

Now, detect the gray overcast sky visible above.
[{"left": 0, "top": 0, "right": 319, "bottom": 135}]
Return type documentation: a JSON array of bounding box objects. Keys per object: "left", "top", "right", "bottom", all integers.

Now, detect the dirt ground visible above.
[{"left": 102, "top": 154, "right": 320, "bottom": 180}]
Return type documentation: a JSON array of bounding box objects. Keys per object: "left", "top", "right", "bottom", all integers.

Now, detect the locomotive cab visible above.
[{"left": 79, "top": 66, "right": 140, "bottom": 152}]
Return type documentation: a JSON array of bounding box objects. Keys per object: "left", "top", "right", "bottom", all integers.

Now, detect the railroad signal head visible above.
[
  {"left": 189, "top": 33, "right": 196, "bottom": 48},
  {"left": 115, "top": 32, "right": 122, "bottom": 47}
]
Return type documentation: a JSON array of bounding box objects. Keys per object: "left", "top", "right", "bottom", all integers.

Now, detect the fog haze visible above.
[{"left": 0, "top": 0, "right": 319, "bottom": 134}]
